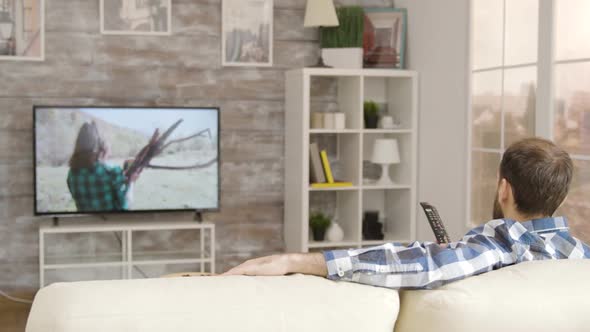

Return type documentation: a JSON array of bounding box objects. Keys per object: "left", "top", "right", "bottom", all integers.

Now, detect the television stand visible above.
[{"left": 38, "top": 220, "right": 215, "bottom": 287}]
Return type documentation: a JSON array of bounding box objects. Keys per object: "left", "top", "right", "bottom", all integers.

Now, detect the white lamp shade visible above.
[
  {"left": 304, "top": 0, "right": 339, "bottom": 27},
  {"left": 371, "top": 139, "right": 400, "bottom": 165}
]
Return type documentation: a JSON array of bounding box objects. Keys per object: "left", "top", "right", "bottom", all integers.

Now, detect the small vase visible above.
[
  {"left": 326, "top": 222, "right": 344, "bottom": 242},
  {"left": 312, "top": 227, "right": 327, "bottom": 241}
]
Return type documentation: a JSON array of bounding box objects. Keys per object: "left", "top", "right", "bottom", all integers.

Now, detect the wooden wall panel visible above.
[{"left": 0, "top": 0, "right": 394, "bottom": 291}]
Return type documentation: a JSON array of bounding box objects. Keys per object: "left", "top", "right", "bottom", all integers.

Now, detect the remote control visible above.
[{"left": 420, "top": 202, "right": 452, "bottom": 244}]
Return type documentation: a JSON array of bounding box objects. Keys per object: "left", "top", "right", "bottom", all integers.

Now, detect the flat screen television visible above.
[{"left": 33, "top": 106, "right": 220, "bottom": 215}]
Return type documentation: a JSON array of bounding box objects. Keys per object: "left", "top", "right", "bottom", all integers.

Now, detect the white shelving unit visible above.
[
  {"left": 39, "top": 220, "right": 215, "bottom": 287},
  {"left": 285, "top": 68, "right": 418, "bottom": 252}
]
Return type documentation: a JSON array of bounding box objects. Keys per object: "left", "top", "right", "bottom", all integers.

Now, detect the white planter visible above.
[{"left": 321, "top": 48, "right": 363, "bottom": 69}]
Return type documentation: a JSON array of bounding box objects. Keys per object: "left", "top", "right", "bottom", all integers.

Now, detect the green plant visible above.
[
  {"left": 320, "top": 6, "right": 364, "bottom": 48},
  {"left": 364, "top": 100, "right": 379, "bottom": 117},
  {"left": 309, "top": 212, "right": 331, "bottom": 231}
]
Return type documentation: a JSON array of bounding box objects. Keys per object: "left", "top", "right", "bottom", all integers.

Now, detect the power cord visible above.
[{"left": 0, "top": 289, "right": 33, "bottom": 305}]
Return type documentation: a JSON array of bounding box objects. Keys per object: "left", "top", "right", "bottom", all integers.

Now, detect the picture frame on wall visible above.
[
  {"left": 363, "top": 8, "right": 407, "bottom": 69},
  {"left": 222, "top": 0, "right": 273, "bottom": 67},
  {"left": 100, "top": 0, "right": 172, "bottom": 36},
  {"left": 0, "top": 0, "right": 45, "bottom": 61}
]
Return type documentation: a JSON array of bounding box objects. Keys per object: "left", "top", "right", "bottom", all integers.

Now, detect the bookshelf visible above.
[{"left": 285, "top": 68, "right": 418, "bottom": 252}]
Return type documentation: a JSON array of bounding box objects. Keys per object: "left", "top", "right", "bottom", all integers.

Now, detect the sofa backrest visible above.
[
  {"left": 395, "top": 259, "right": 590, "bottom": 332},
  {"left": 26, "top": 274, "right": 400, "bottom": 332}
]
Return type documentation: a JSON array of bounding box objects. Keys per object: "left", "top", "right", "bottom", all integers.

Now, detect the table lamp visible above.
[
  {"left": 371, "top": 139, "right": 400, "bottom": 186},
  {"left": 304, "top": 0, "right": 339, "bottom": 67}
]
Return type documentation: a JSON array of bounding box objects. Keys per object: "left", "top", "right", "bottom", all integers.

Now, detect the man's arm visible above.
[
  {"left": 224, "top": 234, "right": 513, "bottom": 289},
  {"left": 223, "top": 253, "right": 327, "bottom": 277}
]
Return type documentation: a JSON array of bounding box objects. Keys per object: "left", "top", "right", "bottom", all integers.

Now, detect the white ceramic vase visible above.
[{"left": 326, "top": 222, "right": 344, "bottom": 242}]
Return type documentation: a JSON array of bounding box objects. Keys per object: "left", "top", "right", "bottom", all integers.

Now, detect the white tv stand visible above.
[{"left": 39, "top": 219, "right": 215, "bottom": 287}]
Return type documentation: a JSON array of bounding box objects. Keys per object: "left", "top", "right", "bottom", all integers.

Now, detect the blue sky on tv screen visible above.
[{"left": 79, "top": 108, "right": 218, "bottom": 138}]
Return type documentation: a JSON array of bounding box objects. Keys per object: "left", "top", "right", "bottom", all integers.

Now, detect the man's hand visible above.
[
  {"left": 222, "top": 253, "right": 328, "bottom": 277},
  {"left": 222, "top": 255, "right": 290, "bottom": 276}
]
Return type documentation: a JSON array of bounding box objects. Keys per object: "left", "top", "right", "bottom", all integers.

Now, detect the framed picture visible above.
[
  {"left": 363, "top": 8, "right": 407, "bottom": 69},
  {"left": 0, "top": 0, "right": 44, "bottom": 61},
  {"left": 222, "top": 0, "right": 273, "bottom": 67},
  {"left": 100, "top": 0, "right": 172, "bottom": 36}
]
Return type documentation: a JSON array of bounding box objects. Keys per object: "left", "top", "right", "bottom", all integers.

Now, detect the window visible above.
[
  {"left": 470, "top": 0, "right": 590, "bottom": 244},
  {"left": 553, "top": 0, "right": 590, "bottom": 242},
  {"left": 470, "top": 0, "right": 538, "bottom": 225}
]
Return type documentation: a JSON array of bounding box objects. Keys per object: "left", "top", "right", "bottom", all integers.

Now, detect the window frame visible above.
[{"left": 466, "top": 0, "right": 554, "bottom": 227}]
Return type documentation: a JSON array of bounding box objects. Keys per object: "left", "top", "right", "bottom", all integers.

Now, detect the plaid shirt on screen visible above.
[
  {"left": 323, "top": 217, "right": 590, "bottom": 289},
  {"left": 67, "top": 163, "right": 130, "bottom": 212}
]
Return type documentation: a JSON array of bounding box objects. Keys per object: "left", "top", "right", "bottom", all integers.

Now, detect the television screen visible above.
[{"left": 34, "top": 106, "right": 219, "bottom": 215}]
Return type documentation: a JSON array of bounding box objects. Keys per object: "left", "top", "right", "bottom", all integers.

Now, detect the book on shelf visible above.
[
  {"left": 319, "top": 150, "right": 334, "bottom": 183},
  {"left": 309, "top": 143, "right": 326, "bottom": 183},
  {"left": 310, "top": 182, "right": 353, "bottom": 188}
]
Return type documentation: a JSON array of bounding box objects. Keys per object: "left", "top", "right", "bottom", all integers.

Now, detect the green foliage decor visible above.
[
  {"left": 309, "top": 212, "right": 331, "bottom": 231},
  {"left": 320, "top": 6, "right": 364, "bottom": 48},
  {"left": 364, "top": 100, "right": 379, "bottom": 117}
]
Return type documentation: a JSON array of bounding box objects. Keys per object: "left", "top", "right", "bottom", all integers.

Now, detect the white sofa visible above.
[{"left": 26, "top": 260, "right": 590, "bottom": 332}]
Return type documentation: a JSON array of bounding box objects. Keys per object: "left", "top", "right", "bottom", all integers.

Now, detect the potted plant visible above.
[
  {"left": 320, "top": 6, "right": 364, "bottom": 68},
  {"left": 309, "top": 212, "right": 331, "bottom": 241},
  {"left": 364, "top": 100, "right": 379, "bottom": 129}
]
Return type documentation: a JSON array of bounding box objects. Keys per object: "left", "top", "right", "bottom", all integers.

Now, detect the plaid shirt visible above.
[
  {"left": 324, "top": 217, "right": 590, "bottom": 290},
  {"left": 67, "top": 163, "right": 129, "bottom": 212}
]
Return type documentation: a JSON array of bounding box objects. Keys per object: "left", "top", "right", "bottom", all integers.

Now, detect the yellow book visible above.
[
  {"left": 311, "top": 182, "right": 353, "bottom": 188},
  {"left": 320, "top": 150, "right": 334, "bottom": 183}
]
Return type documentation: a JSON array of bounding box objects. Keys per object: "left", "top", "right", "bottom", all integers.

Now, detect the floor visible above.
[{"left": 0, "top": 292, "right": 33, "bottom": 332}]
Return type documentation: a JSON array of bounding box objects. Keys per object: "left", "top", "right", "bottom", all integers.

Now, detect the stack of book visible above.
[{"left": 309, "top": 143, "right": 353, "bottom": 188}]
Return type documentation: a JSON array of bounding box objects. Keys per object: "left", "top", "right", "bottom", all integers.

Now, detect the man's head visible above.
[{"left": 492, "top": 137, "right": 573, "bottom": 220}]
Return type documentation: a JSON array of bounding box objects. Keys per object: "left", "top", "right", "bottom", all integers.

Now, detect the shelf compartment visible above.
[
  {"left": 363, "top": 133, "right": 413, "bottom": 186},
  {"left": 309, "top": 186, "right": 359, "bottom": 192},
  {"left": 363, "top": 76, "right": 414, "bottom": 130},
  {"left": 311, "top": 133, "right": 361, "bottom": 186},
  {"left": 44, "top": 231, "right": 125, "bottom": 266},
  {"left": 131, "top": 229, "right": 206, "bottom": 262},
  {"left": 132, "top": 263, "right": 209, "bottom": 279},
  {"left": 44, "top": 266, "right": 124, "bottom": 285},
  {"left": 310, "top": 75, "right": 362, "bottom": 130},
  {"left": 362, "top": 184, "right": 411, "bottom": 190},
  {"left": 133, "top": 250, "right": 210, "bottom": 262},
  {"left": 309, "top": 191, "right": 361, "bottom": 244},
  {"left": 362, "top": 129, "right": 413, "bottom": 134},
  {"left": 308, "top": 241, "right": 358, "bottom": 249},
  {"left": 309, "top": 129, "right": 361, "bottom": 134},
  {"left": 362, "top": 189, "right": 413, "bottom": 242}
]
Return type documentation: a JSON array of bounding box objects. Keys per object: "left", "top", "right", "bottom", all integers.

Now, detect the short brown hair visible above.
[{"left": 499, "top": 137, "right": 573, "bottom": 217}]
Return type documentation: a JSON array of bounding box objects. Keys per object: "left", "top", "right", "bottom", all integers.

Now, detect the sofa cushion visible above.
[
  {"left": 26, "top": 274, "right": 399, "bottom": 332},
  {"left": 395, "top": 259, "right": 590, "bottom": 332}
]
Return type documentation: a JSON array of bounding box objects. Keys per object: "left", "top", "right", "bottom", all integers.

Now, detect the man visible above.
[
  {"left": 224, "top": 137, "right": 590, "bottom": 289},
  {"left": 67, "top": 122, "right": 138, "bottom": 212}
]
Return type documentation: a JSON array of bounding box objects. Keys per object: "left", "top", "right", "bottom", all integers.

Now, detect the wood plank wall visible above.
[{"left": 0, "top": 0, "right": 395, "bottom": 291}]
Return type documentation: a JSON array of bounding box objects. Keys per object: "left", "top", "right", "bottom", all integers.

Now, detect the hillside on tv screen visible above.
[{"left": 34, "top": 107, "right": 219, "bottom": 215}]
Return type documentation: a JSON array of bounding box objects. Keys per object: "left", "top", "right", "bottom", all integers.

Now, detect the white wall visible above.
[{"left": 396, "top": 0, "right": 471, "bottom": 240}]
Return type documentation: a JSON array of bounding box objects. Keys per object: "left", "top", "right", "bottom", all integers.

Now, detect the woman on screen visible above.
[{"left": 67, "top": 122, "right": 137, "bottom": 212}]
